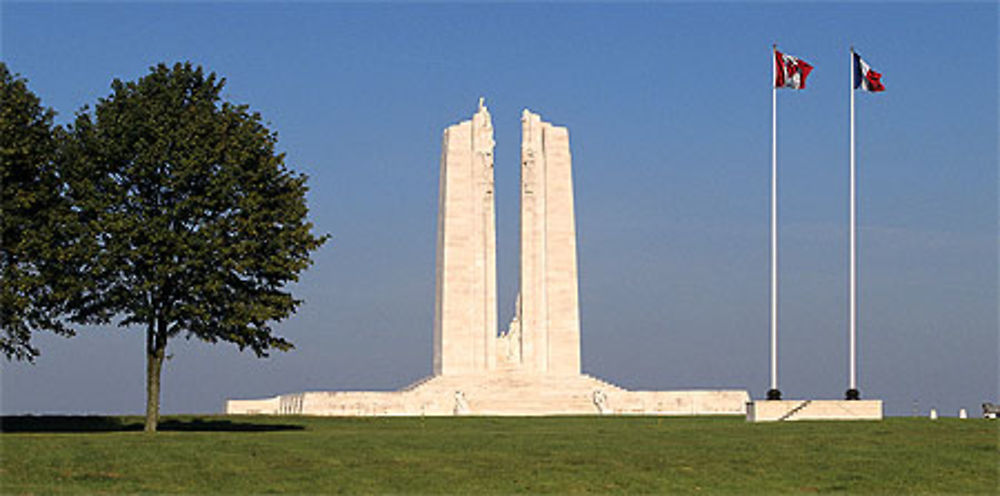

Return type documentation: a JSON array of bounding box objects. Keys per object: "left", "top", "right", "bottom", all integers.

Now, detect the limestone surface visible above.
[
  {"left": 433, "top": 98, "right": 497, "bottom": 375},
  {"left": 226, "top": 372, "right": 749, "bottom": 416},
  {"left": 515, "top": 110, "right": 581, "bottom": 375},
  {"left": 746, "top": 399, "right": 883, "bottom": 422}
]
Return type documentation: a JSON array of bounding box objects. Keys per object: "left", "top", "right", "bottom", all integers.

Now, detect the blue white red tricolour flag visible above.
[
  {"left": 853, "top": 52, "right": 885, "bottom": 92},
  {"left": 775, "top": 50, "right": 813, "bottom": 89}
]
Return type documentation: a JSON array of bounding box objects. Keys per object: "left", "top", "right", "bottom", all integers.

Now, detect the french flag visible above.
[
  {"left": 854, "top": 52, "right": 885, "bottom": 92},
  {"left": 774, "top": 50, "right": 813, "bottom": 90}
]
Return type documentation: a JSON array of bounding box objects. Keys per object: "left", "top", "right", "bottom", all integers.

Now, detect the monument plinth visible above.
[
  {"left": 746, "top": 399, "right": 883, "bottom": 422},
  {"left": 226, "top": 101, "right": 750, "bottom": 416}
]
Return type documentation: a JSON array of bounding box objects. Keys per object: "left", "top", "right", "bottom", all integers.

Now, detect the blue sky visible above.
[{"left": 1, "top": 2, "right": 996, "bottom": 417}]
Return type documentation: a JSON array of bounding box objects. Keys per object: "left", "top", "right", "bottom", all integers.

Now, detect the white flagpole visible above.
[
  {"left": 770, "top": 45, "right": 780, "bottom": 399},
  {"left": 848, "top": 47, "right": 859, "bottom": 399}
]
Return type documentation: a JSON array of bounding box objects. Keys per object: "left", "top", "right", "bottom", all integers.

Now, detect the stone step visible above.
[
  {"left": 409, "top": 374, "right": 626, "bottom": 392},
  {"left": 399, "top": 375, "right": 436, "bottom": 391},
  {"left": 467, "top": 400, "right": 599, "bottom": 413},
  {"left": 580, "top": 374, "right": 627, "bottom": 393}
]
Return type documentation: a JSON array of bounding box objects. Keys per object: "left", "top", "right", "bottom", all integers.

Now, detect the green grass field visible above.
[{"left": 1, "top": 415, "right": 996, "bottom": 494}]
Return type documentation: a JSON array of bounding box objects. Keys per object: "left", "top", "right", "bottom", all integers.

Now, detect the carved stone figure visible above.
[{"left": 453, "top": 390, "right": 469, "bottom": 415}]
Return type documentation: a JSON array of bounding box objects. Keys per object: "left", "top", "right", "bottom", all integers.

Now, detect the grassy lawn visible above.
[{"left": 1, "top": 415, "right": 996, "bottom": 494}]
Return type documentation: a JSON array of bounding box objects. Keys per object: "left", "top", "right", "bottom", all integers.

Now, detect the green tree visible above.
[
  {"left": 0, "top": 62, "right": 75, "bottom": 360},
  {"left": 63, "top": 62, "right": 327, "bottom": 432}
]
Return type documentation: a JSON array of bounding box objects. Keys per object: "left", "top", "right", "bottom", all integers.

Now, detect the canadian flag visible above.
[
  {"left": 854, "top": 52, "right": 885, "bottom": 92},
  {"left": 774, "top": 50, "right": 813, "bottom": 90}
]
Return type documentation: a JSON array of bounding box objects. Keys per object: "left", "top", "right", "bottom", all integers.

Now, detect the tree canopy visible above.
[
  {"left": 62, "top": 62, "right": 327, "bottom": 431},
  {"left": 0, "top": 62, "right": 75, "bottom": 361}
]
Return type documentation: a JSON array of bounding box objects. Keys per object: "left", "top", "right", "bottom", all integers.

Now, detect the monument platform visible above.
[
  {"left": 746, "top": 399, "right": 883, "bottom": 422},
  {"left": 226, "top": 372, "right": 749, "bottom": 416}
]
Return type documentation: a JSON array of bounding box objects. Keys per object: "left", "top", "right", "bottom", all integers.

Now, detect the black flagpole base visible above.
[
  {"left": 845, "top": 389, "right": 860, "bottom": 400},
  {"left": 766, "top": 389, "right": 782, "bottom": 400}
]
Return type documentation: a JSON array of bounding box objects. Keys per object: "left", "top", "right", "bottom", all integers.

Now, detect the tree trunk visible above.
[{"left": 144, "top": 319, "right": 167, "bottom": 433}]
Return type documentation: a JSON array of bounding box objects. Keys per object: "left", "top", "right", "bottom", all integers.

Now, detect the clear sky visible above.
[{"left": 1, "top": 2, "right": 996, "bottom": 417}]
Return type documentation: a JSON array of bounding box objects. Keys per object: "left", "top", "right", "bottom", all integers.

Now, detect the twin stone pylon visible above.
[
  {"left": 434, "top": 99, "right": 580, "bottom": 376},
  {"left": 224, "top": 100, "right": 751, "bottom": 416}
]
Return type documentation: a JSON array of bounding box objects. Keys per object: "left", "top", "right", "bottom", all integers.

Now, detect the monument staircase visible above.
[
  {"left": 776, "top": 400, "right": 812, "bottom": 421},
  {"left": 398, "top": 375, "right": 436, "bottom": 392},
  {"left": 228, "top": 373, "right": 750, "bottom": 417},
  {"left": 230, "top": 371, "right": 751, "bottom": 417},
  {"left": 403, "top": 371, "right": 626, "bottom": 415}
]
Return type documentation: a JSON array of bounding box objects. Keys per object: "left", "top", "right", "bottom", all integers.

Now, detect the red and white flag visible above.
[
  {"left": 853, "top": 52, "right": 885, "bottom": 92},
  {"left": 774, "top": 50, "right": 813, "bottom": 89}
]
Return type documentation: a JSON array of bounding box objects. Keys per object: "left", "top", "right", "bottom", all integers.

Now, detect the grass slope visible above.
[{"left": 1, "top": 415, "right": 996, "bottom": 494}]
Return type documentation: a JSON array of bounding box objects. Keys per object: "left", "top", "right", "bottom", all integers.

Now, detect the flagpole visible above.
[
  {"left": 848, "top": 47, "right": 860, "bottom": 400},
  {"left": 769, "top": 44, "right": 781, "bottom": 400}
]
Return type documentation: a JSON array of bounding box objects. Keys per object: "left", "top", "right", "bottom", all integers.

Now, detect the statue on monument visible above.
[{"left": 497, "top": 294, "right": 523, "bottom": 366}]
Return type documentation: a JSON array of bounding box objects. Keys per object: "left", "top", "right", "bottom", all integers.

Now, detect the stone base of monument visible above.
[
  {"left": 745, "top": 399, "right": 883, "bottom": 422},
  {"left": 226, "top": 372, "right": 749, "bottom": 417}
]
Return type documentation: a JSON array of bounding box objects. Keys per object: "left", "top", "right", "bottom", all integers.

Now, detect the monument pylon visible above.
[
  {"left": 434, "top": 103, "right": 582, "bottom": 377},
  {"left": 433, "top": 98, "right": 497, "bottom": 375},
  {"left": 517, "top": 109, "right": 581, "bottom": 375}
]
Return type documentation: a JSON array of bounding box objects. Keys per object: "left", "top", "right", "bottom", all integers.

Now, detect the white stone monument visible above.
[
  {"left": 226, "top": 100, "right": 750, "bottom": 416},
  {"left": 433, "top": 98, "right": 498, "bottom": 375},
  {"left": 517, "top": 109, "right": 581, "bottom": 375}
]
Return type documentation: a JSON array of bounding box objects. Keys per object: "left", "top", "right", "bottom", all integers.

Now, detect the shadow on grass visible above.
[{"left": 0, "top": 416, "right": 304, "bottom": 433}]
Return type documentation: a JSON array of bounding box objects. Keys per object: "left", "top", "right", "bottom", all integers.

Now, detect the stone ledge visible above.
[{"left": 746, "top": 399, "right": 883, "bottom": 422}]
